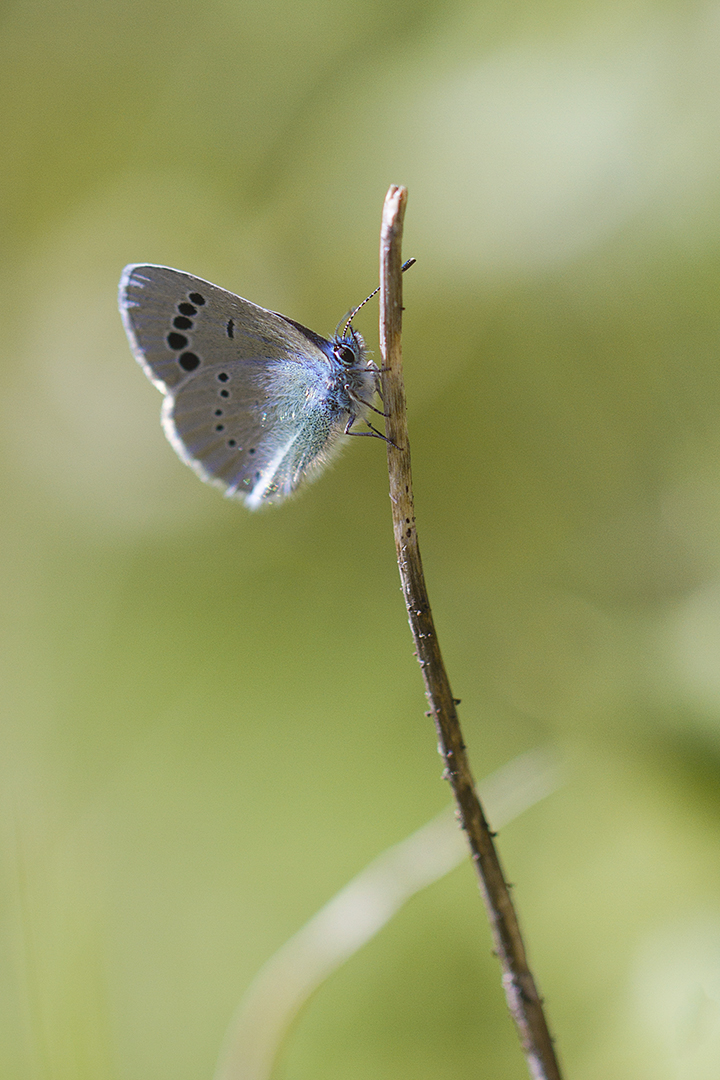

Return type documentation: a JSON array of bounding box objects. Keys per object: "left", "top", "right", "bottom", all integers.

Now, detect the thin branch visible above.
[{"left": 379, "top": 184, "right": 564, "bottom": 1080}]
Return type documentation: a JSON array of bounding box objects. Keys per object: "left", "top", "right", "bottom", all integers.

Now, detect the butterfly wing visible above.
[
  {"left": 163, "top": 358, "right": 340, "bottom": 506},
  {"left": 119, "top": 265, "right": 342, "bottom": 506}
]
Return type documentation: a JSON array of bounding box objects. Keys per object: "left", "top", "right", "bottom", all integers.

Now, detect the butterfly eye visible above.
[{"left": 334, "top": 343, "right": 357, "bottom": 366}]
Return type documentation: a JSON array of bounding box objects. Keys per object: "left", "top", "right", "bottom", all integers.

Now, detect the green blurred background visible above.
[{"left": 3, "top": 0, "right": 720, "bottom": 1077}]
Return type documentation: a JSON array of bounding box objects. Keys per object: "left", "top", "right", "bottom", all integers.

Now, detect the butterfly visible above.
[{"left": 118, "top": 265, "right": 389, "bottom": 509}]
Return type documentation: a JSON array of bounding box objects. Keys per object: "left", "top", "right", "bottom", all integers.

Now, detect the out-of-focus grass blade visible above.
[{"left": 213, "top": 747, "right": 561, "bottom": 1080}]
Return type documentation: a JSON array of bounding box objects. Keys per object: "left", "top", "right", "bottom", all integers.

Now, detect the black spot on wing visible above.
[{"left": 162, "top": 289, "right": 214, "bottom": 375}]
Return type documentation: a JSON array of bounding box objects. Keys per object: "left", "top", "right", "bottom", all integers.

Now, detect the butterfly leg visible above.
[
  {"left": 347, "top": 385, "right": 387, "bottom": 418},
  {"left": 344, "top": 415, "right": 400, "bottom": 448}
]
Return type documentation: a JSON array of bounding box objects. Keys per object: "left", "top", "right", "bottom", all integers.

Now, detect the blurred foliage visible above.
[{"left": 3, "top": 0, "right": 720, "bottom": 1077}]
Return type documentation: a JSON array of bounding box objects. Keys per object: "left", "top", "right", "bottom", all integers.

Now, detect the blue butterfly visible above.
[{"left": 119, "top": 265, "right": 387, "bottom": 509}]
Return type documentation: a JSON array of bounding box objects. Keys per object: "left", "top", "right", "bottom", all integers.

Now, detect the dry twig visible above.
[{"left": 379, "top": 184, "right": 563, "bottom": 1080}]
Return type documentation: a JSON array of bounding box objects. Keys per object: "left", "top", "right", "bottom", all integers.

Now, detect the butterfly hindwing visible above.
[{"left": 163, "top": 359, "right": 333, "bottom": 505}]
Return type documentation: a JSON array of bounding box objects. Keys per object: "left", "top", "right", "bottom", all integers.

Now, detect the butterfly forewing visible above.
[{"left": 119, "top": 265, "right": 330, "bottom": 393}]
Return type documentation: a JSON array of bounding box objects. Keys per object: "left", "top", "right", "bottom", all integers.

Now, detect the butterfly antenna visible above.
[{"left": 341, "top": 258, "right": 416, "bottom": 338}]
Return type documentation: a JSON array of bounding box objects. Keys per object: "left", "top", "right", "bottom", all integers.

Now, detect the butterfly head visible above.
[{"left": 332, "top": 322, "right": 365, "bottom": 368}]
